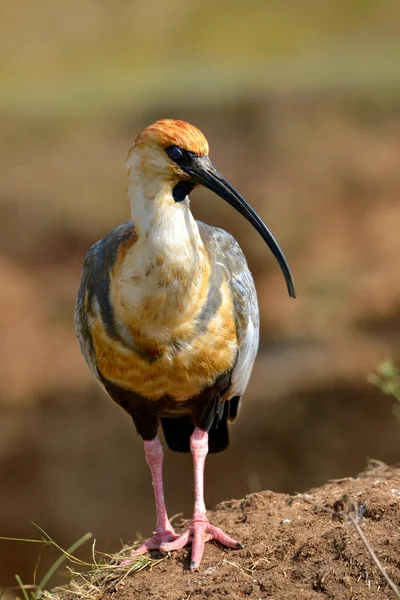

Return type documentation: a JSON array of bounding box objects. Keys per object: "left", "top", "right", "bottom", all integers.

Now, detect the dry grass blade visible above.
[
  {"left": 33, "top": 532, "right": 93, "bottom": 598},
  {"left": 32, "top": 525, "right": 93, "bottom": 568},
  {"left": 54, "top": 542, "right": 166, "bottom": 599},
  {"left": 0, "top": 537, "right": 49, "bottom": 544},
  {"left": 6, "top": 530, "right": 163, "bottom": 600},
  {"left": 1, "top": 530, "right": 92, "bottom": 600}
]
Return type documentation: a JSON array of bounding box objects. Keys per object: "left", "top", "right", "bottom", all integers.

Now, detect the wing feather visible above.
[
  {"left": 74, "top": 221, "right": 137, "bottom": 389},
  {"left": 197, "top": 222, "right": 260, "bottom": 409}
]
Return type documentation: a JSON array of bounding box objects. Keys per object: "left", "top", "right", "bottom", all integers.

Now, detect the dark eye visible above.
[{"left": 166, "top": 145, "right": 183, "bottom": 162}]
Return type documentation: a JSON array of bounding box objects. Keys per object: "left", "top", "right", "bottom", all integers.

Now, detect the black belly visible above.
[{"left": 98, "top": 369, "right": 240, "bottom": 453}]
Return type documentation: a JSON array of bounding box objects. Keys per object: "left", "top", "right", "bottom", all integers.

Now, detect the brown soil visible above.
[{"left": 101, "top": 464, "right": 400, "bottom": 600}]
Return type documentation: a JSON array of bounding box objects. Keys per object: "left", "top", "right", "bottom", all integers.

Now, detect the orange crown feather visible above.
[{"left": 134, "top": 119, "right": 209, "bottom": 157}]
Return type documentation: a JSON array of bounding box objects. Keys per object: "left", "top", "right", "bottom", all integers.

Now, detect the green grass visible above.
[
  {"left": 369, "top": 359, "right": 400, "bottom": 424},
  {"left": 369, "top": 359, "right": 400, "bottom": 402},
  {"left": 0, "top": 529, "right": 92, "bottom": 600},
  {"left": 0, "top": 529, "right": 161, "bottom": 600}
]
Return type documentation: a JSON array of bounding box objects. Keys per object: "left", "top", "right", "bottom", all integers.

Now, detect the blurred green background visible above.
[{"left": 1, "top": 0, "right": 400, "bottom": 591}]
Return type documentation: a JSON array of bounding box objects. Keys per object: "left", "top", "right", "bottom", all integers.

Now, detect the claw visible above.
[{"left": 161, "top": 516, "right": 241, "bottom": 569}]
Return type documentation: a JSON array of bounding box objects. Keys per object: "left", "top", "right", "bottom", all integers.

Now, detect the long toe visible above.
[
  {"left": 121, "top": 528, "right": 179, "bottom": 564},
  {"left": 190, "top": 522, "right": 242, "bottom": 570},
  {"left": 160, "top": 529, "right": 191, "bottom": 552},
  {"left": 190, "top": 525, "right": 208, "bottom": 570},
  {"left": 205, "top": 524, "right": 243, "bottom": 550}
]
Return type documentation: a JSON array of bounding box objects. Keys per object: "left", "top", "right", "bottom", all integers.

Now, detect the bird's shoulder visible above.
[{"left": 80, "top": 221, "right": 137, "bottom": 286}]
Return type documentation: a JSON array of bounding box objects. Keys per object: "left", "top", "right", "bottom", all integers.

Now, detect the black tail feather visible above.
[
  {"left": 161, "top": 410, "right": 230, "bottom": 454},
  {"left": 161, "top": 416, "right": 194, "bottom": 453},
  {"left": 208, "top": 413, "right": 229, "bottom": 453},
  {"left": 228, "top": 396, "right": 241, "bottom": 421}
]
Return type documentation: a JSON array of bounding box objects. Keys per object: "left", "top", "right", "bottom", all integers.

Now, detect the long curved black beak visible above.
[{"left": 185, "top": 156, "right": 296, "bottom": 299}]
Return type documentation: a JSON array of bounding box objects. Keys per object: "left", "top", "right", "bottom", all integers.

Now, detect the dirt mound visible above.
[{"left": 99, "top": 464, "right": 400, "bottom": 600}]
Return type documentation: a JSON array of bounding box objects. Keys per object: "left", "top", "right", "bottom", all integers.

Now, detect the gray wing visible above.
[
  {"left": 197, "top": 221, "right": 260, "bottom": 405},
  {"left": 74, "top": 221, "right": 137, "bottom": 387}
]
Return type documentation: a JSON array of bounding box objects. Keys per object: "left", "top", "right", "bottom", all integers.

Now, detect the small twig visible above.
[
  {"left": 348, "top": 511, "right": 400, "bottom": 599},
  {"left": 290, "top": 493, "right": 400, "bottom": 599}
]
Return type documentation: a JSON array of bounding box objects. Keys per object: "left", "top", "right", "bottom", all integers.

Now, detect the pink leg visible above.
[
  {"left": 123, "top": 436, "right": 178, "bottom": 561},
  {"left": 161, "top": 427, "right": 242, "bottom": 570}
]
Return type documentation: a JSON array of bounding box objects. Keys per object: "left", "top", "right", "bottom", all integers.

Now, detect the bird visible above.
[{"left": 74, "top": 119, "right": 296, "bottom": 570}]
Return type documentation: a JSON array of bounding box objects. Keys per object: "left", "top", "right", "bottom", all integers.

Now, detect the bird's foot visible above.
[
  {"left": 160, "top": 515, "right": 242, "bottom": 570},
  {"left": 121, "top": 526, "right": 179, "bottom": 564}
]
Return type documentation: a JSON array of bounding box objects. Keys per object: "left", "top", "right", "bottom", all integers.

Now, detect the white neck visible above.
[
  {"left": 116, "top": 175, "right": 208, "bottom": 340},
  {"left": 127, "top": 147, "right": 203, "bottom": 245},
  {"left": 128, "top": 179, "right": 204, "bottom": 258}
]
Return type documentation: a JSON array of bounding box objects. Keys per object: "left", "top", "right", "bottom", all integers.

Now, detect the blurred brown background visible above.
[{"left": 1, "top": 0, "right": 400, "bottom": 590}]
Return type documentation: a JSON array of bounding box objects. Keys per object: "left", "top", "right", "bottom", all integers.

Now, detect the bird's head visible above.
[
  {"left": 127, "top": 119, "right": 296, "bottom": 298},
  {"left": 127, "top": 119, "right": 208, "bottom": 192}
]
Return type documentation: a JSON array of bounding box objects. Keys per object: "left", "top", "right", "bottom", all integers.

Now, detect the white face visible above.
[{"left": 127, "top": 143, "right": 190, "bottom": 188}]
